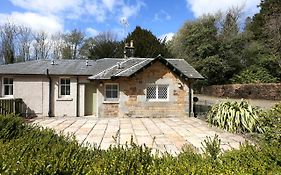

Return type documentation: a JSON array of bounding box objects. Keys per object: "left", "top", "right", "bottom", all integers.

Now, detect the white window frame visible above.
[
  {"left": 2, "top": 77, "right": 13, "bottom": 97},
  {"left": 59, "top": 77, "right": 71, "bottom": 97},
  {"left": 104, "top": 83, "right": 119, "bottom": 102},
  {"left": 146, "top": 84, "right": 169, "bottom": 101}
]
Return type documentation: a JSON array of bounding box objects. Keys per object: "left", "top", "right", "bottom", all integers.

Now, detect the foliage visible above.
[
  {"left": 170, "top": 15, "right": 218, "bottom": 62},
  {"left": 81, "top": 31, "right": 123, "bottom": 59},
  {"left": 231, "top": 66, "right": 278, "bottom": 84},
  {"left": 250, "top": 0, "right": 281, "bottom": 55},
  {"left": 201, "top": 134, "right": 221, "bottom": 161},
  {"left": 197, "top": 55, "right": 231, "bottom": 85},
  {"left": 170, "top": 2, "right": 281, "bottom": 86},
  {"left": 259, "top": 102, "right": 281, "bottom": 144},
  {"left": 207, "top": 100, "right": 263, "bottom": 133},
  {"left": 125, "top": 26, "right": 172, "bottom": 58},
  {"left": 0, "top": 114, "right": 281, "bottom": 174}
]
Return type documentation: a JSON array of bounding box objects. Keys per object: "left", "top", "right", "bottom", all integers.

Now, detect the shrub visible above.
[
  {"left": 259, "top": 102, "right": 281, "bottom": 144},
  {"left": 0, "top": 114, "right": 281, "bottom": 174},
  {"left": 231, "top": 66, "right": 277, "bottom": 84},
  {"left": 207, "top": 100, "right": 263, "bottom": 133},
  {"left": 0, "top": 114, "right": 25, "bottom": 140},
  {"left": 201, "top": 134, "right": 221, "bottom": 161}
]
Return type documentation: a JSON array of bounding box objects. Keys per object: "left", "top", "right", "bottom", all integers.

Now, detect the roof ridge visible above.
[{"left": 166, "top": 58, "right": 184, "bottom": 60}]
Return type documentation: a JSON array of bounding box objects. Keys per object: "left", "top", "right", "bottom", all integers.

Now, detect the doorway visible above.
[{"left": 85, "top": 84, "right": 97, "bottom": 116}]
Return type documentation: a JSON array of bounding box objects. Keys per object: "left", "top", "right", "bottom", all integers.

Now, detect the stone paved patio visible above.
[{"left": 32, "top": 117, "right": 246, "bottom": 155}]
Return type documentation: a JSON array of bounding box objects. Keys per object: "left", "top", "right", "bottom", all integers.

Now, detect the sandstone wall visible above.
[
  {"left": 97, "top": 61, "right": 192, "bottom": 117},
  {"left": 202, "top": 83, "right": 281, "bottom": 100}
]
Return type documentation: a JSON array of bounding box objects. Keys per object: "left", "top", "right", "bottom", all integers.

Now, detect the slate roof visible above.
[{"left": 0, "top": 57, "right": 204, "bottom": 79}]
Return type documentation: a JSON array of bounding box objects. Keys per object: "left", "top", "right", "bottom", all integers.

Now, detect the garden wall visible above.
[{"left": 201, "top": 83, "right": 281, "bottom": 100}]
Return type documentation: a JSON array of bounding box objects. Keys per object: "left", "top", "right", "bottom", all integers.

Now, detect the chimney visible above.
[{"left": 124, "top": 40, "right": 134, "bottom": 58}]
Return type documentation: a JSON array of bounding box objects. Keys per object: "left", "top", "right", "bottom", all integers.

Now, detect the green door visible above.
[{"left": 85, "top": 84, "right": 97, "bottom": 116}]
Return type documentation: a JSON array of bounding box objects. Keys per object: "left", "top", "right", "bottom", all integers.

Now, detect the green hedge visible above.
[{"left": 0, "top": 114, "right": 280, "bottom": 174}]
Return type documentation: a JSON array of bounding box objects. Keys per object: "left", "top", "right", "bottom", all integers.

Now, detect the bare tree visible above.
[
  {"left": 50, "top": 33, "right": 64, "bottom": 59},
  {"left": 0, "top": 21, "right": 18, "bottom": 64},
  {"left": 17, "top": 26, "right": 32, "bottom": 62},
  {"left": 33, "top": 31, "right": 51, "bottom": 60},
  {"left": 62, "top": 29, "right": 85, "bottom": 59}
]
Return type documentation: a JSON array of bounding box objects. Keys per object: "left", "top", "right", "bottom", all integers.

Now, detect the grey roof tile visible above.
[{"left": 0, "top": 57, "right": 204, "bottom": 79}]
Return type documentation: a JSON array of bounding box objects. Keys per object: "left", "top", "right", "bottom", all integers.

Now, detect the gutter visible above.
[
  {"left": 76, "top": 76, "right": 79, "bottom": 117},
  {"left": 46, "top": 69, "right": 52, "bottom": 117},
  {"left": 188, "top": 80, "right": 192, "bottom": 117}
]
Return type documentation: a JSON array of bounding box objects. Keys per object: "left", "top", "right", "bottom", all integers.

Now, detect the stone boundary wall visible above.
[{"left": 201, "top": 83, "right": 281, "bottom": 100}]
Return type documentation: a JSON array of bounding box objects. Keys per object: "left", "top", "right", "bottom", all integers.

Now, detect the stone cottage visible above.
[{"left": 0, "top": 55, "right": 203, "bottom": 117}]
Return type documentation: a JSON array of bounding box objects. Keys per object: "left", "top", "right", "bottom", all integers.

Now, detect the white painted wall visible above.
[{"left": 0, "top": 75, "right": 89, "bottom": 117}]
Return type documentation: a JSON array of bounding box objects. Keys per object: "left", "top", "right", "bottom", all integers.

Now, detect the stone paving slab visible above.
[{"left": 32, "top": 117, "right": 247, "bottom": 154}]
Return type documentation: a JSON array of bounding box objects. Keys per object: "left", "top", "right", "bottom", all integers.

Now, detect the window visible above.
[
  {"left": 147, "top": 84, "right": 168, "bottom": 101},
  {"left": 3, "top": 78, "right": 13, "bottom": 96},
  {"left": 60, "top": 78, "right": 70, "bottom": 96},
  {"left": 105, "top": 83, "right": 119, "bottom": 101}
]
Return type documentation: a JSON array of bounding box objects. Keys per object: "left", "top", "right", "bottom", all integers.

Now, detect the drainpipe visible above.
[
  {"left": 188, "top": 80, "right": 192, "bottom": 117},
  {"left": 46, "top": 69, "right": 52, "bottom": 117},
  {"left": 76, "top": 76, "right": 79, "bottom": 117}
]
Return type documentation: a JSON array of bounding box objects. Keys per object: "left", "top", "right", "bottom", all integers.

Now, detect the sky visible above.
[{"left": 0, "top": 0, "right": 261, "bottom": 41}]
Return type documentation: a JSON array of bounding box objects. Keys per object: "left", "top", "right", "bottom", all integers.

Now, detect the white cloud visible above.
[
  {"left": 159, "top": 32, "right": 174, "bottom": 42},
  {"left": 6, "top": 0, "right": 146, "bottom": 35},
  {"left": 154, "top": 10, "right": 171, "bottom": 21},
  {"left": 86, "top": 27, "right": 99, "bottom": 37},
  {"left": 0, "top": 12, "right": 63, "bottom": 34},
  {"left": 85, "top": 1, "right": 107, "bottom": 22},
  {"left": 186, "top": 0, "right": 260, "bottom": 18},
  {"left": 9, "top": 0, "right": 145, "bottom": 23},
  {"left": 10, "top": 0, "right": 82, "bottom": 16},
  {"left": 120, "top": 0, "right": 145, "bottom": 21},
  {"left": 102, "top": 0, "right": 116, "bottom": 11}
]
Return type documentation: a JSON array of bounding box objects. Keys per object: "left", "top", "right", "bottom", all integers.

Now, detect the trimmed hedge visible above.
[{"left": 0, "top": 114, "right": 280, "bottom": 174}]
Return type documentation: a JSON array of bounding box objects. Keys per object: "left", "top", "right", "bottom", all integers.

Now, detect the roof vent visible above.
[
  {"left": 117, "top": 62, "right": 121, "bottom": 69},
  {"left": 51, "top": 60, "right": 55, "bottom": 65},
  {"left": 86, "top": 60, "right": 90, "bottom": 66}
]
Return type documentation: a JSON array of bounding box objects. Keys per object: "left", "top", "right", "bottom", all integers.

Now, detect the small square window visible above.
[
  {"left": 146, "top": 84, "right": 168, "bottom": 101},
  {"left": 60, "top": 78, "right": 70, "bottom": 96},
  {"left": 105, "top": 84, "right": 119, "bottom": 101}
]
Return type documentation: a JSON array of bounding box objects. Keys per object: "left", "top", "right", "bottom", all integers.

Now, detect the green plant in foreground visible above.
[
  {"left": 201, "top": 134, "right": 221, "bottom": 161},
  {"left": 207, "top": 100, "right": 263, "bottom": 133},
  {"left": 259, "top": 102, "right": 281, "bottom": 144},
  {"left": 1, "top": 114, "right": 281, "bottom": 174}
]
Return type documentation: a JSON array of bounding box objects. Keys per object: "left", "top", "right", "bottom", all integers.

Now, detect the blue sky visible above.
[{"left": 0, "top": 0, "right": 261, "bottom": 40}]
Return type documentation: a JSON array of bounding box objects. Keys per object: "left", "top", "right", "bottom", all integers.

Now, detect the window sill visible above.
[
  {"left": 0, "top": 96, "right": 14, "bottom": 99},
  {"left": 57, "top": 97, "right": 73, "bottom": 101},
  {"left": 103, "top": 100, "right": 119, "bottom": 104},
  {"left": 147, "top": 99, "right": 169, "bottom": 102}
]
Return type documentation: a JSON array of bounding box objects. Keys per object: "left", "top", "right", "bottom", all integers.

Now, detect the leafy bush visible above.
[
  {"left": 0, "top": 114, "right": 25, "bottom": 141},
  {"left": 0, "top": 114, "right": 281, "bottom": 174},
  {"left": 231, "top": 66, "right": 277, "bottom": 84},
  {"left": 259, "top": 102, "right": 281, "bottom": 144},
  {"left": 201, "top": 134, "right": 221, "bottom": 161},
  {"left": 207, "top": 100, "right": 263, "bottom": 133}
]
